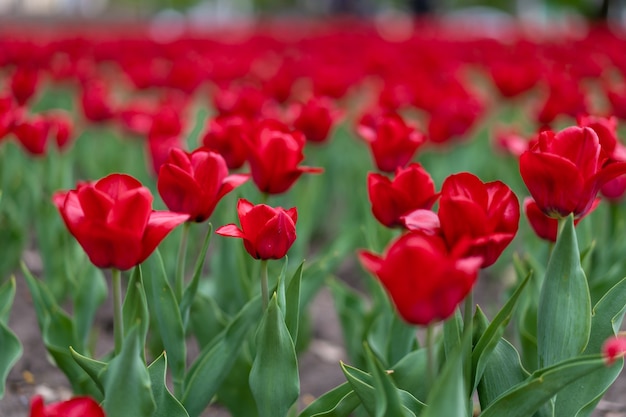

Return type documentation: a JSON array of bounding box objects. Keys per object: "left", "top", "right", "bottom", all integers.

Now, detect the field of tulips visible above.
[{"left": 2, "top": 15, "right": 626, "bottom": 417}]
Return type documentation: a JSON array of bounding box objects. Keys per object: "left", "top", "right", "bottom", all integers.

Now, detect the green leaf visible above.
[
  {"left": 123, "top": 265, "right": 149, "bottom": 351},
  {"left": 472, "top": 271, "right": 531, "bottom": 390},
  {"left": 148, "top": 352, "right": 190, "bottom": 417},
  {"left": 216, "top": 351, "right": 258, "bottom": 417},
  {"left": 329, "top": 278, "right": 367, "bottom": 365},
  {"left": 180, "top": 224, "right": 212, "bottom": 328},
  {"left": 341, "top": 362, "right": 424, "bottom": 416},
  {"left": 0, "top": 319, "right": 22, "bottom": 399},
  {"left": 298, "top": 382, "right": 359, "bottom": 417},
  {"left": 285, "top": 262, "right": 304, "bottom": 345},
  {"left": 69, "top": 347, "right": 107, "bottom": 395},
  {"left": 443, "top": 309, "right": 463, "bottom": 361},
  {"left": 189, "top": 293, "right": 228, "bottom": 348},
  {"left": 553, "top": 276, "right": 626, "bottom": 417},
  {"left": 0, "top": 277, "right": 16, "bottom": 323},
  {"left": 364, "top": 344, "right": 410, "bottom": 417},
  {"left": 479, "top": 355, "right": 607, "bottom": 417},
  {"left": 390, "top": 349, "right": 429, "bottom": 403},
  {"left": 102, "top": 325, "right": 156, "bottom": 417},
  {"left": 183, "top": 295, "right": 261, "bottom": 417},
  {"left": 144, "top": 251, "right": 186, "bottom": 397},
  {"left": 250, "top": 294, "right": 300, "bottom": 417},
  {"left": 538, "top": 215, "right": 591, "bottom": 367},
  {"left": 420, "top": 327, "right": 469, "bottom": 417},
  {"left": 73, "top": 264, "right": 107, "bottom": 353}
]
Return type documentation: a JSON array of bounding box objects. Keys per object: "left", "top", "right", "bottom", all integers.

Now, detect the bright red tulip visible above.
[
  {"left": 12, "top": 116, "right": 50, "bottom": 155},
  {"left": 357, "top": 110, "right": 425, "bottom": 172},
  {"left": 158, "top": 148, "right": 249, "bottom": 222},
  {"left": 292, "top": 96, "right": 341, "bottom": 144},
  {"left": 30, "top": 395, "right": 105, "bottom": 417},
  {"left": 367, "top": 163, "right": 438, "bottom": 228},
  {"left": 80, "top": 81, "right": 115, "bottom": 123},
  {"left": 216, "top": 198, "right": 297, "bottom": 260},
  {"left": 53, "top": 173, "right": 189, "bottom": 270},
  {"left": 523, "top": 197, "right": 598, "bottom": 242},
  {"left": 359, "top": 231, "right": 482, "bottom": 326},
  {"left": 246, "top": 119, "right": 322, "bottom": 194},
  {"left": 603, "top": 335, "right": 626, "bottom": 365},
  {"left": 577, "top": 115, "right": 618, "bottom": 158},
  {"left": 201, "top": 114, "right": 252, "bottom": 170},
  {"left": 437, "top": 172, "right": 519, "bottom": 268},
  {"left": 10, "top": 66, "right": 39, "bottom": 106},
  {"left": 519, "top": 126, "right": 626, "bottom": 218}
]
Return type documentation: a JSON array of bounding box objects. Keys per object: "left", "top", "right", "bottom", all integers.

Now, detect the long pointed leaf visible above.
[{"left": 148, "top": 353, "right": 190, "bottom": 417}]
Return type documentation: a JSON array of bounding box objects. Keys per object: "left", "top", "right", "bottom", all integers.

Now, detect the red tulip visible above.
[
  {"left": 30, "top": 395, "right": 105, "bottom": 417},
  {"left": 10, "top": 66, "right": 39, "bottom": 106},
  {"left": 80, "top": 81, "right": 115, "bottom": 123},
  {"left": 157, "top": 148, "right": 249, "bottom": 222},
  {"left": 356, "top": 110, "right": 425, "bottom": 172},
  {"left": 367, "top": 163, "right": 438, "bottom": 228},
  {"left": 292, "top": 96, "right": 341, "bottom": 144},
  {"left": 437, "top": 172, "right": 519, "bottom": 268},
  {"left": 577, "top": 115, "right": 618, "bottom": 158},
  {"left": 53, "top": 173, "right": 189, "bottom": 270},
  {"left": 603, "top": 335, "right": 626, "bottom": 365},
  {"left": 519, "top": 126, "right": 626, "bottom": 218},
  {"left": 427, "top": 95, "right": 483, "bottom": 144},
  {"left": 246, "top": 119, "right": 322, "bottom": 194},
  {"left": 216, "top": 198, "right": 297, "bottom": 260},
  {"left": 12, "top": 116, "right": 50, "bottom": 155},
  {"left": 359, "top": 231, "right": 482, "bottom": 326},
  {"left": 524, "top": 197, "right": 598, "bottom": 242},
  {"left": 201, "top": 114, "right": 252, "bottom": 170}
]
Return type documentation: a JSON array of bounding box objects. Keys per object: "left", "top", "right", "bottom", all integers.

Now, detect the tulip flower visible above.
[
  {"left": 12, "top": 116, "right": 50, "bottom": 156},
  {"left": 524, "top": 197, "right": 598, "bottom": 243},
  {"left": 291, "top": 96, "right": 341, "bottom": 144},
  {"left": 356, "top": 110, "right": 425, "bottom": 172},
  {"left": 158, "top": 148, "right": 249, "bottom": 222},
  {"left": 216, "top": 198, "right": 297, "bottom": 260},
  {"left": 519, "top": 126, "right": 626, "bottom": 218},
  {"left": 367, "top": 163, "right": 438, "bottom": 228},
  {"left": 603, "top": 335, "right": 626, "bottom": 365},
  {"left": 30, "top": 395, "right": 105, "bottom": 417},
  {"left": 201, "top": 114, "right": 252, "bottom": 170},
  {"left": 436, "top": 172, "right": 519, "bottom": 268},
  {"left": 359, "top": 230, "right": 482, "bottom": 326},
  {"left": 246, "top": 119, "right": 322, "bottom": 194},
  {"left": 80, "top": 81, "right": 115, "bottom": 123},
  {"left": 53, "top": 173, "right": 189, "bottom": 270},
  {"left": 10, "top": 66, "right": 39, "bottom": 106}
]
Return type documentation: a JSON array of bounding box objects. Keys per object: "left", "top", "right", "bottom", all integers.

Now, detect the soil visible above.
[{"left": 1, "top": 252, "right": 625, "bottom": 417}]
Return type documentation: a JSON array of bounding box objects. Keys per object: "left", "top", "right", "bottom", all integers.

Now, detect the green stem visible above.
[
  {"left": 426, "top": 323, "right": 435, "bottom": 384},
  {"left": 175, "top": 222, "right": 191, "bottom": 303},
  {"left": 260, "top": 259, "right": 269, "bottom": 310},
  {"left": 112, "top": 268, "right": 123, "bottom": 355},
  {"left": 260, "top": 192, "right": 269, "bottom": 205}
]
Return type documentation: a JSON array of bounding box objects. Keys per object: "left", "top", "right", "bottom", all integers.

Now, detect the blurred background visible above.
[{"left": 0, "top": 0, "right": 624, "bottom": 27}]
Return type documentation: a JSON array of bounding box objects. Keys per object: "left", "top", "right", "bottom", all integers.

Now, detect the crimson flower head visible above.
[
  {"left": 359, "top": 231, "right": 482, "bottom": 326},
  {"left": 519, "top": 126, "right": 626, "bottom": 218},
  {"left": 80, "top": 81, "right": 115, "bottom": 123},
  {"left": 201, "top": 114, "right": 252, "bottom": 170},
  {"left": 12, "top": 115, "right": 50, "bottom": 156},
  {"left": 53, "top": 173, "right": 189, "bottom": 270},
  {"left": 603, "top": 335, "right": 626, "bottom": 365},
  {"left": 524, "top": 197, "right": 598, "bottom": 242},
  {"left": 30, "top": 395, "right": 105, "bottom": 417},
  {"left": 436, "top": 172, "right": 519, "bottom": 268},
  {"left": 367, "top": 163, "right": 438, "bottom": 228},
  {"left": 158, "top": 148, "right": 249, "bottom": 222},
  {"left": 357, "top": 110, "right": 425, "bottom": 172},
  {"left": 216, "top": 199, "right": 297, "bottom": 260},
  {"left": 291, "top": 96, "right": 341, "bottom": 144},
  {"left": 10, "top": 66, "right": 39, "bottom": 106},
  {"left": 246, "top": 119, "right": 322, "bottom": 194},
  {"left": 577, "top": 114, "right": 618, "bottom": 158}
]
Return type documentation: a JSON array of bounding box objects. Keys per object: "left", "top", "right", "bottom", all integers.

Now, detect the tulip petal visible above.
[
  {"left": 215, "top": 224, "right": 246, "bottom": 238},
  {"left": 139, "top": 211, "right": 189, "bottom": 265},
  {"left": 95, "top": 173, "right": 143, "bottom": 199},
  {"left": 254, "top": 211, "right": 297, "bottom": 259}
]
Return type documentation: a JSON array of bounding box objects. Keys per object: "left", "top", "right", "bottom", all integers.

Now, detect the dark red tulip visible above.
[
  {"left": 359, "top": 231, "right": 482, "bottom": 326},
  {"left": 30, "top": 395, "right": 105, "bottom": 417},
  {"left": 201, "top": 114, "right": 252, "bottom": 170},
  {"left": 216, "top": 198, "right": 297, "bottom": 260},
  {"left": 157, "top": 148, "right": 249, "bottom": 222},
  {"left": 367, "top": 163, "right": 438, "bottom": 228},
  {"left": 246, "top": 119, "right": 322, "bottom": 194},
  {"left": 356, "top": 110, "right": 425, "bottom": 172},
  {"left": 53, "top": 173, "right": 189, "bottom": 270},
  {"left": 291, "top": 96, "right": 341, "bottom": 144},
  {"left": 520, "top": 126, "right": 626, "bottom": 218},
  {"left": 436, "top": 172, "right": 519, "bottom": 268}
]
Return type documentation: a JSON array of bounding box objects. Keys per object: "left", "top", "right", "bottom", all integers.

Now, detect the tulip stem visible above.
[
  {"left": 260, "top": 259, "right": 269, "bottom": 310},
  {"left": 426, "top": 323, "right": 435, "bottom": 384},
  {"left": 175, "top": 222, "right": 191, "bottom": 303},
  {"left": 112, "top": 268, "right": 123, "bottom": 355}
]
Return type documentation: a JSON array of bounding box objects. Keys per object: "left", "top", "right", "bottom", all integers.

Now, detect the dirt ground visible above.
[{"left": 1, "top": 253, "right": 625, "bottom": 417}]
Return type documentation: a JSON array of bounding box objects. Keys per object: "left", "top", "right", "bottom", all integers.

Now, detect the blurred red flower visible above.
[{"left": 30, "top": 395, "right": 105, "bottom": 417}]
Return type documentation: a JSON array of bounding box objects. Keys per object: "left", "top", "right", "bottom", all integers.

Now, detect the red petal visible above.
[
  {"left": 215, "top": 224, "right": 246, "bottom": 238},
  {"left": 95, "top": 173, "right": 143, "bottom": 200},
  {"left": 46, "top": 396, "right": 106, "bottom": 417},
  {"left": 139, "top": 211, "right": 189, "bottom": 265}
]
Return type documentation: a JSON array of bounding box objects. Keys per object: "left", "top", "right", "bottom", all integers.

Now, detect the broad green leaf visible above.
[
  {"left": 391, "top": 349, "right": 429, "bottom": 403},
  {"left": 102, "top": 325, "right": 156, "bottom": 417},
  {"left": 538, "top": 215, "right": 591, "bottom": 368},
  {"left": 298, "top": 382, "right": 359, "bottom": 417},
  {"left": 250, "top": 294, "right": 300, "bottom": 417},
  {"left": 472, "top": 271, "right": 531, "bottom": 390},
  {"left": 285, "top": 262, "right": 304, "bottom": 345},
  {"left": 183, "top": 295, "right": 261, "bottom": 417},
  {"left": 476, "top": 336, "right": 529, "bottom": 409},
  {"left": 189, "top": 293, "right": 228, "bottom": 348},
  {"left": 364, "top": 344, "right": 410, "bottom": 417},
  {"left": 553, "top": 276, "right": 626, "bottom": 417},
  {"left": 69, "top": 347, "right": 107, "bottom": 395},
  {"left": 148, "top": 353, "right": 190, "bottom": 417},
  {"left": 123, "top": 266, "right": 149, "bottom": 351},
  {"left": 480, "top": 355, "right": 607, "bottom": 417},
  {"left": 217, "top": 351, "right": 258, "bottom": 417},
  {"left": 144, "top": 251, "right": 186, "bottom": 397},
  {"left": 420, "top": 328, "right": 469, "bottom": 417},
  {"left": 0, "top": 319, "right": 21, "bottom": 398},
  {"left": 341, "top": 362, "right": 425, "bottom": 416},
  {"left": 180, "top": 224, "right": 212, "bottom": 328},
  {"left": 73, "top": 264, "right": 107, "bottom": 353}
]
